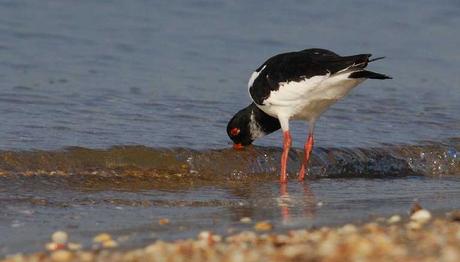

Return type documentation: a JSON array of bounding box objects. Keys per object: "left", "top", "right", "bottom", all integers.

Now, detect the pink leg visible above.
[
  {"left": 280, "top": 131, "right": 292, "bottom": 183},
  {"left": 298, "top": 133, "right": 314, "bottom": 181}
]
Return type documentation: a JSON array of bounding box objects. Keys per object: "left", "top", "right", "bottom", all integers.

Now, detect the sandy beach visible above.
[{"left": 3, "top": 208, "right": 460, "bottom": 262}]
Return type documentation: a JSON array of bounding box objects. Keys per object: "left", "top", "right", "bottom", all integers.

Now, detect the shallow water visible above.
[
  {"left": 2, "top": 174, "right": 460, "bottom": 254},
  {"left": 0, "top": 143, "right": 459, "bottom": 255},
  {"left": 1, "top": 0, "right": 460, "bottom": 149},
  {"left": 1, "top": 0, "right": 460, "bottom": 257}
]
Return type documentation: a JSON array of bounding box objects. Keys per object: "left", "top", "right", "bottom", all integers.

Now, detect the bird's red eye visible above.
[{"left": 230, "top": 127, "right": 240, "bottom": 136}]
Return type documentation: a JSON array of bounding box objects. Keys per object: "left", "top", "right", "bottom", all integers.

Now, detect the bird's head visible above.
[
  {"left": 227, "top": 103, "right": 280, "bottom": 149},
  {"left": 226, "top": 107, "right": 254, "bottom": 149}
]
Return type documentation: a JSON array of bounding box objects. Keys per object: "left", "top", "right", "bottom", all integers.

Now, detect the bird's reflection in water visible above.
[
  {"left": 278, "top": 181, "right": 317, "bottom": 223},
  {"left": 224, "top": 178, "right": 318, "bottom": 224}
]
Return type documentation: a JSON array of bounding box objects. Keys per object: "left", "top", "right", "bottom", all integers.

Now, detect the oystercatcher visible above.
[{"left": 227, "top": 48, "right": 391, "bottom": 183}]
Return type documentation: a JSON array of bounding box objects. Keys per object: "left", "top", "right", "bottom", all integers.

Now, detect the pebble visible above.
[
  {"left": 406, "top": 221, "right": 422, "bottom": 230},
  {"left": 51, "top": 231, "right": 68, "bottom": 244},
  {"left": 93, "top": 233, "right": 112, "bottom": 243},
  {"left": 212, "top": 234, "right": 222, "bottom": 243},
  {"left": 197, "top": 231, "right": 218, "bottom": 246},
  {"left": 363, "top": 223, "right": 380, "bottom": 233},
  {"left": 45, "top": 242, "right": 62, "bottom": 251},
  {"left": 198, "top": 231, "right": 212, "bottom": 240},
  {"left": 67, "top": 242, "right": 82, "bottom": 251},
  {"left": 240, "top": 217, "right": 252, "bottom": 223},
  {"left": 442, "top": 246, "right": 460, "bottom": 262},
  {"left": 410, "top": 209, "right": 432, "bottom": 224},
  {"left": 158, "top": 218, "right": 170, "bottom": 225},
  {"left": 387, "top": 215, "right": 402, "bottom": 224},
  {"left": 50, "top": 250, "right": 72, "bottom": 262},
  {"left": 93, "top": 232, "right": 118, "bottom": 248},
  {"left": 254, "top": 221, "right": 273, "bottom": 231},
  {"left": 102, "top": 240, "right": 118, "bottom": 248},
  {"left": 339, "top": 224, "right": 357, "bottom": 234},
  {"left": 447, "top": 210, "right": 460, "bottom": 222},
  {"left": 6, "top": 209, "right": 460, "bottom": 262}
]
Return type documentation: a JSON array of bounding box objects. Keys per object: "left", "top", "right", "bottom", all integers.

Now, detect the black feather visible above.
[
  {"left": 369, "top": 56, "right": 385, "bottom": 62},
  {"left": 249, "top": 49, "right": 376, "bottom": 105},
  {"left": 349, "top": 70, "right": 392, "bottom": 79}
]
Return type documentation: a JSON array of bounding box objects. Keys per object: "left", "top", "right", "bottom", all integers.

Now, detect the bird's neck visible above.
[{"left": 249, "top": 103, "right": 281, "bottom": 135}]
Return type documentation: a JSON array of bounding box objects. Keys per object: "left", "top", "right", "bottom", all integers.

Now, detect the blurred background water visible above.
[
  {"left": 1, "top": 0, "right": 460, "bottom": 257},
  {"left": 0, "top": 0, "right": 459, "bottom": 150}
]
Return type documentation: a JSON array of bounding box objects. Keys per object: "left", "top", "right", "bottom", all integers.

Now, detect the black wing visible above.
[{"left": 249, "top": 48, "right": 372, "bottom": 105}]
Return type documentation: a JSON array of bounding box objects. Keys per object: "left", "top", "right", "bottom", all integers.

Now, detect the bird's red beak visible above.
[{"left": 233, "top": 143, "right": 244, "bottom": 150}]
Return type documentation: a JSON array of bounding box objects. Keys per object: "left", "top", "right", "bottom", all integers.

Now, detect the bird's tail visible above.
[
  {"left": 342, "top": 54, "right": 388, "bottom": 71},
  {"left": 349, "top": 70, "right": 392, "bottom": 79},
  {"left": 369, "top": 56, "right": 385, "bottom": 63}
]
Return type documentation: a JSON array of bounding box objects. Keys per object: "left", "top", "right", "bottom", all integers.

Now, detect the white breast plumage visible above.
[{"left": 256, "top": 72, "right": 364, "bottom": 121}]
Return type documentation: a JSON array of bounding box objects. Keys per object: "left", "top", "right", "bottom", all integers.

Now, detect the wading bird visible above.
[{"left": 227, "top": 48, "right": 391, "bottom": 183}]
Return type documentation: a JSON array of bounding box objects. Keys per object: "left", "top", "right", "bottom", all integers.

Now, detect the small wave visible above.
[{"left": 0, "top": 138, "right": 458, "bottom": 179}]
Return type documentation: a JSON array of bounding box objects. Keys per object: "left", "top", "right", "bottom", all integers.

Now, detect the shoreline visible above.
[{"left": 3, "top": 209, "right": 460, "bottom": 262}]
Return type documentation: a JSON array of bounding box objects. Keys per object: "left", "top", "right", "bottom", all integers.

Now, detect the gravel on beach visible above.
[{"left": 3, "top": 210, "right": 460, "bottom": 262}]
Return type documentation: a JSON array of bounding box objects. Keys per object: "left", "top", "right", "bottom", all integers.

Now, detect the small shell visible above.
[
  {"left": 387, "top": 215, "right": 402, "bottom": 224},
  {"left": 93, "top": 233, "right": 112, "bottom": 243},
  {"left": 198, "top": 231, "right": 212, "bottom": 240},
  {"left": 254, "top": 221, "right": 273, "bottom": 231},
  {"left": 406, "top": 221, "right": 422, "bottom": 230},
  {"left": 102, "top": 240, "right": 118, "bottom": 248},
  {"left": 45, "top": 242, "right": 63, "bottom": 251},
  {"left": 67, "top": 242, "right": 82, "bottom": 250},
  {"left": 410, "top": 209, "right": 431, "bottom": 224},
  {"left": 339, "top": 224, "right": 357, "bottom": 234},
  {"left": 158, "top": 218, "right": 170, "bottom": 225},
  {"left": 51, "top": 231, "right": 68, "bottom": 244},
  {"left": 240, "top": 217, "right": 252, "bottom": 223}
]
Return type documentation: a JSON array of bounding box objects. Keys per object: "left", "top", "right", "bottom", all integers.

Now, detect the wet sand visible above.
[{"left": 3, "top": 209, "right": 460, "bottom": 262}]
